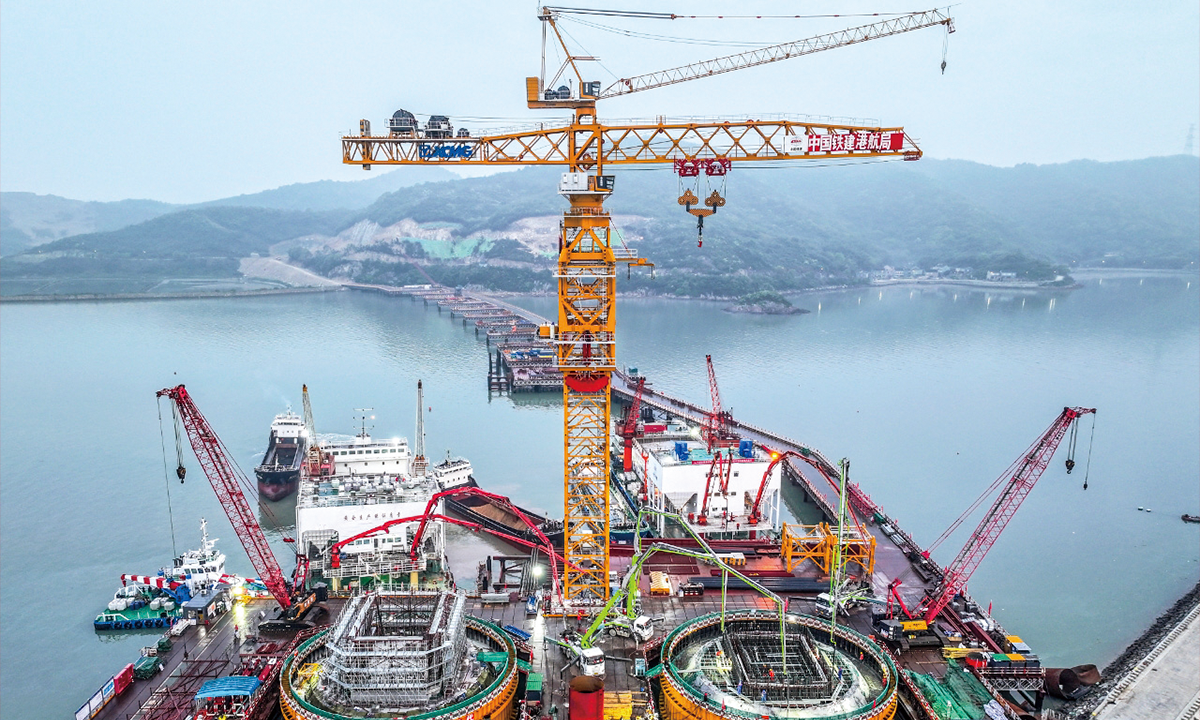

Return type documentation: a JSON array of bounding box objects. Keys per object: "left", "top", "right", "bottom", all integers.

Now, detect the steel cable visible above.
[{"left": 157, "top": 396, "right": 179, "bottom": 558}]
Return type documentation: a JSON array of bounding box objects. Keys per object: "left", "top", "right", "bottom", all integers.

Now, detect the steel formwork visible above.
[
  {"left": 317, "top": 591, "right": 467, "bottom": 710},
  {"left": 658, "top": 611, "right": 899, "bottom": 720},
  {"left": 676, "top": 621, "right": 850, "bottom": 706},
  {"left": 782, "top": 523, "right": 877, "bottom": 577}
]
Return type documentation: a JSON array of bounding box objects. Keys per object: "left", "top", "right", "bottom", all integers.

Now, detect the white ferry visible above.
[{"left": 296, "top": 414, "right": 444, "bottom": 589}]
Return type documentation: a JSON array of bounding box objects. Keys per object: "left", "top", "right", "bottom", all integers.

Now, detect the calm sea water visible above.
[{"left": 1, "top": 274, "right": 1196, "bottom": 718}]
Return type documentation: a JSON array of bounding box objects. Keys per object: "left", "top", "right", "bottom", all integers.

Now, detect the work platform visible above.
[{"left": 89, "top": 598, "right": 341, "bottom": 720}]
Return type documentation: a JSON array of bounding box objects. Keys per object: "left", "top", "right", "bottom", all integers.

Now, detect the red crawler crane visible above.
[
  {"left": 922, "top": 406, "right": 1096, "bottom": 623},
  {"left": 695, "top": 451, "right": 730, "bottom": 525},
  {"left": 157, "top": 385, "right": 294, "bottom": 609},
  {"left": 619, "top": 377, "right": 646, "bottom": 472},
  {"left": 702, "top": 355, "right": 738, "bottom": 450}
]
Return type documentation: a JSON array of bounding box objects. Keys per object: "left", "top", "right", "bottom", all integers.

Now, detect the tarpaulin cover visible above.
[{"left": 194, "top": 676, "right": 261, "bottom": 700}]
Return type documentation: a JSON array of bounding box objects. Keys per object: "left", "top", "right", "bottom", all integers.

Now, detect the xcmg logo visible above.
[{"left": 418, "top": 143, "right": 475, "bottom": 160}]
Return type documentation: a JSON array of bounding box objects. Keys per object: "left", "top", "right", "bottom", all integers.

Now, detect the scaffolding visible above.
[
  {"left": 318, "top": 591, "right": 468, "bottom": 711},
  {"left": 781, "top": 523, "right": 876, "bottom": 577}
]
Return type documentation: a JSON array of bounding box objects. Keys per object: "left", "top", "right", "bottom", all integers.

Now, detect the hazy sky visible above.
[{"left": 2, "top": 1, "right": 1197, "bottom": 203}]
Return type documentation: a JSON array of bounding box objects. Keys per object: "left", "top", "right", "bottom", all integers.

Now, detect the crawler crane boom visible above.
[
  {"left": 157, "top": 385, "right": 293, "bottom": 608},
  {"left": 923, "top": 407, "right": 1097, "bottom": 622},
  {"left": 618, "top": 376, "right": 645, "bottom": 472}
]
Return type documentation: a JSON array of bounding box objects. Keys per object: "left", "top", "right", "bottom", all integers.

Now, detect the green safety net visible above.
[{"left": 904, "top": 660, "right": 993, "bottom": 720}]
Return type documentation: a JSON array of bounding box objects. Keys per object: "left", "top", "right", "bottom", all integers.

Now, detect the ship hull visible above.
[
  {"left": 256, "top": 469, "right": 300, "bottom": 502},
  {"left": 442, "top": 477, "right": 554, "bottom": 547},
  {"left": 255, "top": 420, "right": 306, "bottom": 502}
]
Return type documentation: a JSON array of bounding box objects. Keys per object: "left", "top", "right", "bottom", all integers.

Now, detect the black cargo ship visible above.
[{"left": 254, "top": 410, "right": 307, "bottom": 501}]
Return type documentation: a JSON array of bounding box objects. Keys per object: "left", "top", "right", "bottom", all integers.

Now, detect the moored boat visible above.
[
  {"left": 97, "top": 519, "right": 229, "bottom": 632},
  {"left": 255, "top": 409, "right": 307, "bottom": 501}
]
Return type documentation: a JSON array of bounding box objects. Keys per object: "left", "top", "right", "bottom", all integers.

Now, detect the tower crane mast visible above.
[
  {"left": 157, "top": 385, "right": 293, "bottom": 609},
  {"left": 923, "top": 407, "right": 1096, "bottom": 622},
  {"left": 343, "top": 7, "right": 953, "bottom": 604}
]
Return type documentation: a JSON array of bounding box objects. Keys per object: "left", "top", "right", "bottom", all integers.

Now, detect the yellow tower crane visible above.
[{"left": 342, "top": 6, "right": 954, "bottom": 605}]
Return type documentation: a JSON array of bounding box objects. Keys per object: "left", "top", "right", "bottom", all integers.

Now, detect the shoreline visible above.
[
  {"left": 1066, "top": 581, "right": 1200, "bottom": 718},
  {"left": 0, "top": 285, "right": 343, "bottom": 304},
  {"left": 2, "top": 266, "right": 1194, "bottom": 305},
  {"left": 869, "top": 277, "right": 1078, "bottom": 291}
]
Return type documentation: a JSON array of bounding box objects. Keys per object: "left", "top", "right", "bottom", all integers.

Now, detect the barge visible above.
[{"left": 254, "top": 409, "right": 307, "bottom": 501}]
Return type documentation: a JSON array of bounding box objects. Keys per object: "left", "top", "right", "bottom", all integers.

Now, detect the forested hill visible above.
[
  {"left": 3, "top": 155, "right": 1196, "bottom": 297},
  {"left": 353, "top": 155, "right": 1199, "bottom": 270}
]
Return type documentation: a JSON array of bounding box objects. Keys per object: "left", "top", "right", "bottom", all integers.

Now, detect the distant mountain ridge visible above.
[
  {"left": 3, "top": 155, "right": 1196, "bottom": 297},
  {"left": 0, "top": 166, "right": 453, "bottom": 256}
]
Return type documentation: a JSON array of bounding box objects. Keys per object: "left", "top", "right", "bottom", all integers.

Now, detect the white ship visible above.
[
  {"left": 296, "top": 404, "right": 446, "bottom": 590},
  {"left": 255, "top": 409, "right": 308, "bottom": 501},
  {"left": 166, "top": 518, "right": 228, "bottom": 592}
]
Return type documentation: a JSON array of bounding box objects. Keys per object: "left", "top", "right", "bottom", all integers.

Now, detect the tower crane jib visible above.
[{"left": 597, "top": 9, "right": 954, "bottom": 98}]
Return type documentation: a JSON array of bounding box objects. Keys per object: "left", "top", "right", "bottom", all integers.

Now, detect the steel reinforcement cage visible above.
[
  {"left": 657, "top": 610, "right": 900, "bottom": 720},
  {"left": 319, "top": 591, "right": 467, "bottom": 710},
  {"left": 280, "top": 609, "right": 519, "bottom": 720}
]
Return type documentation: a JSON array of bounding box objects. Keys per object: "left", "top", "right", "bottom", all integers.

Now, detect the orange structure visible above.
[{"left": 342, "top": 7, "right": 953, "bottom": 605}]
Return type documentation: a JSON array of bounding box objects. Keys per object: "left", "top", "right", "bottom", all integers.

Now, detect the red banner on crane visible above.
[{"left": 785, "top": 131, "right": 904, "bottom": 155}]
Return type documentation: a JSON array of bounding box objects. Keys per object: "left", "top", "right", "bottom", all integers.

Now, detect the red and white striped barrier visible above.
[{"left": 119, "top": 574, "right": 182, "bottom": 590}]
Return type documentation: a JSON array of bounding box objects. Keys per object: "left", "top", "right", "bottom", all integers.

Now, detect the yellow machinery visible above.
[{"left": 342, "top": 7, "right": 953, "bottom": 604}]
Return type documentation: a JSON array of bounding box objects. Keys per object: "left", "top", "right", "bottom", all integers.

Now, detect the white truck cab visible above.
[
  {"left": 606, "top": 614, "right": 655, "bottom": 642},
  {"left": 580, "top": 647, "right": 606, "bottom": 677}
]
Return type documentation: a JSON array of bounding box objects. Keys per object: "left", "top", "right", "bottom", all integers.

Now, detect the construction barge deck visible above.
[
  {"left": 93, "top": 282, "right": 1087, "bottom": 720},
  {"left": 342, "top": 283, "right": 1076, "bottom": 716}
]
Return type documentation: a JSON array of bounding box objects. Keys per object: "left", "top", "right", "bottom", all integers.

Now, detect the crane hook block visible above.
[
  {"left": 705, "top": 191, "right": 726, "bottom": 209},
  {"left": 176, "top": 465, "right": 187, "bottom": 481},
  {"left": 678, "top": 189, "right": 699, "bottom": 206}
]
